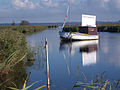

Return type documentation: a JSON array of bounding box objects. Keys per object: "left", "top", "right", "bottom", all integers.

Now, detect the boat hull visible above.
[{"left": 59, "top": 31, "right": 99, "bottom": 41}]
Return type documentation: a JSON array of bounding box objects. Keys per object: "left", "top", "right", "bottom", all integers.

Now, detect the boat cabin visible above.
[
  {"left": 78, "top": 26, "right": 98, "bottom": 35},
  {"left": 63, "top": 26, "right": 98, "bottom": 35},
  {"left": 62, "top": 14, "right": 97, "bottom": 35}
]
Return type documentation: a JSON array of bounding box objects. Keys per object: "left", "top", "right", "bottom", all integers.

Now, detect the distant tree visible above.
[
  {"left": 11, "top": 21, "right": 16, "bottom": 26},
  {"left": 20, "top": 20, "right": 29, "bottom": 25}
]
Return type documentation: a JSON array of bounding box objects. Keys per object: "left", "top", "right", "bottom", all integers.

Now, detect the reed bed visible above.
[
  {"left": 97, "top": 24, "right": 120, "bottom": 32},
  {"left": 0, "top": 29, "right": 29, "bottom": 88},
  {"left": 0, "top": 24, "right": 59, "bottom": 89},
  {"left": 8, "top": 73, "right": 47, "bottom": 90},
  {"left": 63, "top": 24, "right": 120, "bottom": 32},
  {"left": 0, "top": 29, "right": 35, "bottom": 89},
  {"left": 0, "top": 29, "right": 27, "bottom": 61},
  {"left": 73, "top": 71, "right": 120, "bottom": 90},
  {"left": 0, "top": 25, "right": 49, "bottom": 34}
]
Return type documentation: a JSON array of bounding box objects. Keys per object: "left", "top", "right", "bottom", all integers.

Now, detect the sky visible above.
[{"left": 0, "top": 0, "right": 120, "bottom": 23}]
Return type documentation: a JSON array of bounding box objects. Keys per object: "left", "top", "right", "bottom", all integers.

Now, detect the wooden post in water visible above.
[{"left": 45, "top": 38, "right": 50, "bottom": 90}]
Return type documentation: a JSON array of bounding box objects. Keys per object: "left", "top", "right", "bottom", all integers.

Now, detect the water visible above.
[{"left": 26, "top": 29, "right": 120, "bottom": 90}]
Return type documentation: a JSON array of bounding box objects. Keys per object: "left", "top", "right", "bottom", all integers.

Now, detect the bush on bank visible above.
[{"left": 0, "top": 29, "right": 27, "bottom": 66}]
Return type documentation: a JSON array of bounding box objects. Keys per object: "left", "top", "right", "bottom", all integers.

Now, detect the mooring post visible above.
[{"left": 45, "top": 38, "right": 50, "bottom": 90}]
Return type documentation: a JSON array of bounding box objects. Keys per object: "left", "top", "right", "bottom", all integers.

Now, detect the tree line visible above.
[{"left": 11, "top": 20, "right": 29, "bottom": 26}]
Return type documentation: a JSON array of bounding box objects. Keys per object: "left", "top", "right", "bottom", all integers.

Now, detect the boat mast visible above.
[
  {"left": 68, "top": 0, "right": 71, "bottom": 29},
  {"left": 62, "top": 0, "right": 70, "bottom": 28}
]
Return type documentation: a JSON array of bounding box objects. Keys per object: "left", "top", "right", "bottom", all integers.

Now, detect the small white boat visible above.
[
  {"left": 59, "top": 2, "right": 99, "bottom": 41},
  {"left": 59, "top": 31, "right": 99, "bottom": 41}
]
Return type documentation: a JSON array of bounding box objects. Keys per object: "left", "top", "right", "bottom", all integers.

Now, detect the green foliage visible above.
[
  {"left": 63, "top": 24, "right": 120, "bottom": 32},
  {"left": 48, "top": 25, "right": 58, "bottom": 28},
  {"left": 0, "top": 55, "right": 28, "bottom": 89},
  {"left": 8, "top": 75, "right": 47, "bottom": 90},
  {"left": 20, "top": 20, "right": 29, "bottom": 25},
  {"left": 97, "top": 24, "right": 120, "bottom": 32},
  {"left": 0, "top": 29, "right": 28, "bottom": 80},
  {"left": 0, "top": 25, "right": 48, "bottom": 35},
  {"left": 11, "top": 21, "right": 16, "bottom": 26},
  {"left": 73, "top": 71, "right": 120, "bottom": 90},
  {"left": 0, "top": 30, "right": 27, "bottom": 61},
  {"left": 63, "top": 25, "right": 81, "bottom": 32}
]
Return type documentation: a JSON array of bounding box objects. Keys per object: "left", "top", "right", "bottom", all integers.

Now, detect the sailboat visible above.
[{"left": 59, "top": 1, "right": 99, "bottom": 41}]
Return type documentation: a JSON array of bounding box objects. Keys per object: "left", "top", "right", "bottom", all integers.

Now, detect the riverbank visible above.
[
  {"left": 0, "top": 25, "right": 58, "bottom": 35},
  {"left": 0, "top": 25, "right": 54, "bottom": 71},
  {"left": 0, "top": 24, "right": 59, "bottom": 71},
  {"left": 0, "top": 24, "right": 55, "bottom": 89},
  {"left": 0, "top": 29, "right": 27, "bottom": 70},
  {"left": 63, "top": 24, "right": 120, "bottom": 32},
  {"left": 97, "top": 24, "right": 120, "bottom": 32}
]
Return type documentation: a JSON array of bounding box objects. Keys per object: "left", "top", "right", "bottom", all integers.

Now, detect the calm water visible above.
[{"left": 26, "top": 29, "right": 120, "bottom": 90}]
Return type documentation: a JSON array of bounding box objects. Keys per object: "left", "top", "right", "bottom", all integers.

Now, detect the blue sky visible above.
[{"left": 0, "top": 0, "right": 120, "bottom": 23}]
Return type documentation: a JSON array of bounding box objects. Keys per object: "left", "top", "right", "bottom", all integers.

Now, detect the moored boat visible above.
[
  {"left": 59, "top": 27, "right": 99, "bottom": 41},
  {"left": 59, "top": 2, "right": 99, "bottom": 41}
]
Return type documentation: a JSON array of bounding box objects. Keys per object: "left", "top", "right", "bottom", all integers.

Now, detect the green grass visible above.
[
  {"left": 97, "top": 24, "right": 120, "bottom": 32},
  {"left": 0, "top": 29, "right": 30, "bottom": 89},
  {"left": 0, "top": 25, "right": 58, "bottom": 35},
  {"left": 63, "top": 24, "right": 120, "bottom": 32},
  {"left": 0, "top": 24, "right": 58, "bottom": 89},
  {"left": 0, "top": 25, "right": 48, "bottom": 34},
  {"left": 0, "top": 29, "right": 27, "bottom": 61},
  {"left": 8, "top": 73, "right": 47, "bottom": 90},
  {"left": 73, "top": 71, "right": 120, "bottom": 90}
]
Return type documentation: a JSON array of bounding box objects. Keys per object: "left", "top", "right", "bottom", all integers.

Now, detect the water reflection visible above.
[
  {"left": 59, "top": 40, "right": 98, "bottom": 66},
  {"left": 27, "top": 42, "right": 46, "bottom": 71},
  {"left": 99, "top": 33, "right": 120, "bottom": 67},
  {"left": 25, "top": 31, "right": 120, "bottom": 90}
]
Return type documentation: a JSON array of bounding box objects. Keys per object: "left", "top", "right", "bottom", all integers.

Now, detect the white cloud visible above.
[
  {"left": 12, "top": 0, "right": 61, "bottom": 9},
  {"left": 103, "top": 0, "right": 110, "bottom": 3},
  {"left": 70, "top": 0, "right": 75, "bottom": 3},
  {"left": 12, "top": 0, "right": 40, "bottom": 9},
  {"left": 100, "top": 0, "right": 120, "bottom": 9},
  {"left": 112, "top": 0, "right": 120, "bottom": 8},
  {"left": 41, "top": 0, "right": 59, "bottom": 7},
  {"left": 9, "top": 0, "right": 120, "bottom": 23}
]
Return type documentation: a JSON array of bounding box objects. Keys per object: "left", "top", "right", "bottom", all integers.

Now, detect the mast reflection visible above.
[{"left": 59, "top": 40, "right": 98, "bottom": 66}]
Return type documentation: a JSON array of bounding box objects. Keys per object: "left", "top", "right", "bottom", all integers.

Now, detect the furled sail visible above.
[{"left": 82, "top": 14, "right": 96, "bottom": 27}]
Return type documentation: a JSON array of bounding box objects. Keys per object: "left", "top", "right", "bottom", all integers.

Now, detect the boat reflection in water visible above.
[{"left": 59, "top": 40, "right": 98, "bottom": 66}]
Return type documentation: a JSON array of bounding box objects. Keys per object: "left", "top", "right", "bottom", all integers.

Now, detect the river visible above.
[{"left": 26, "top": 29, "right": 120, "bottom": 90}]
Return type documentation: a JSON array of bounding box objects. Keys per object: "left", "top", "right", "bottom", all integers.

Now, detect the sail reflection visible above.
[
  {"left": 59, "top": 40, "right": 98, "bottom": 66},
  {"left": 80, "top": 41, "right": 98, "bottom": 66}
]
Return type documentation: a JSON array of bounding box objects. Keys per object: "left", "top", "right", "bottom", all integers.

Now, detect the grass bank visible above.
[
  {"left": 0, "top": 29, "right": 27, "bottom": 70},
  {"left": 0, "top": 29, "right": 29, "bottom": 89},
  {"left": 0, "top": 25, "right": 47, "bottom": 34},
  {"left": 0, "top": 25, "right": 58, "bottom": 35},
  {"left": 0, "top": 24, "right": 58, "bottom": 89},
  {"left": 97, "top": 24, "right": 120, "bottom": 32},
  {"left": 0, "top": 24, "right": 58, "bottom": 70},
  {"left": 63, "top": 24, "right": 120, "bottom": 32}
]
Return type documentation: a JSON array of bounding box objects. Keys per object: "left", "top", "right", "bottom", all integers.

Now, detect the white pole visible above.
[{"left": 45, "top": 38, "right": 50, "bottom": 90}]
